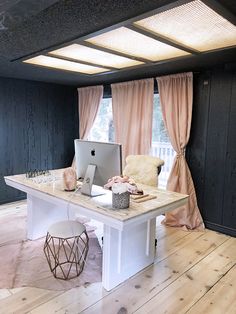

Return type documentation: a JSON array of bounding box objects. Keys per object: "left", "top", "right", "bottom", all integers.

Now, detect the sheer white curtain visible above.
[
  {"left": 157, "top": 72, "right": 204, "bottom": 230},
  {"left": 72, "top": 85, "right": 103, "bottom": 167},
  {"left": 78, "top": 85, "right": 103, "bottom": 139},
  {"left": 111, "top": 78, "right": 154, "bottom": 164}
]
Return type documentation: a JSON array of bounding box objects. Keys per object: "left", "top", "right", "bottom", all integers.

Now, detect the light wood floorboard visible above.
[{"left": 0, "top": 201, "right": 235, "bottom": 314}]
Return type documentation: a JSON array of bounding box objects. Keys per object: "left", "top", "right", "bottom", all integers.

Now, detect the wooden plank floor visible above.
[{"left": 0, "top": 201, "right": 235, "bottom": 314}]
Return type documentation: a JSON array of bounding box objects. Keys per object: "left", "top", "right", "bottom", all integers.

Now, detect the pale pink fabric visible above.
[
  {"left": 157, "top": 72, "right": 204, "bottom": 230},
  {"left": 72, "top": 85, "right": 103, "bottom": 167},
  {"left": 111, "top": 79, "right": 154, "bottom": 163},
  {"left": 78, "top": 85, "right": 103, "bottom": 139}
]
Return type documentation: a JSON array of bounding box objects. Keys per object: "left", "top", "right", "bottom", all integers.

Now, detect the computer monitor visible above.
[{"left": 74, "top": 139, "right": 122, "bottom": 196}]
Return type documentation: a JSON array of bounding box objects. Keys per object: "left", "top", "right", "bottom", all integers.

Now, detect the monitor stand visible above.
[{"left": 81, "top": 164, "right": 106, "bottom": 197}]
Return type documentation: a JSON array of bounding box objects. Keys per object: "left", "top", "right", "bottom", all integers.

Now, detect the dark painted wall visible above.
[
  {"left": 187, "top": 66, "right": 236, "bottom": 236},
  {"left": 1, "top": 65, "right": 235, "bottom": 237},
  {"left": 0, "top": 77, "right": 78, "bottom": 204}
]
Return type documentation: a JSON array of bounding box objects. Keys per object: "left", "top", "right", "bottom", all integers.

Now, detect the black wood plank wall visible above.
[
  {"left": 0, "top": 77, "right": 78, "bottom": 204},
  {"left": 1, "top": 67, "right": 235, "bottom": 237},
  {"left": 187, "top": 66, "right": 236, "bottom": 236}
]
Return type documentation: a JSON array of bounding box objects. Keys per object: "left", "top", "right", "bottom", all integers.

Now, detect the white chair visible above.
[
  {"left": 123, "top": 155, "right": 164, "bottom": 187},
  {"left": 123, "top": 155, "right": 164, "bottom": 247}
]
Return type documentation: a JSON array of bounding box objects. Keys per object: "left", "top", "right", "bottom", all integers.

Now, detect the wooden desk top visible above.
[{"left": 5, "top": 169, "right": 188, "bottom": 225}]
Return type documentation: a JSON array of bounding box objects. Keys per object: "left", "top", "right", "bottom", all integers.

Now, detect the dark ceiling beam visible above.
[
  {"left": 202, "top": 0, "right": 236, "bottom": 25},
  {"left": 88, "top": 47, "right": 236, "bottom": 87},
  {"left": 12, "top": 30, "right": 152, "bottom": 65},
  {"left": 79, "top": 41, "right": 152, "bottom": 64},
  {"left": 95, "top": 53, "right": 194, "bottom": 77},
  {"left": 47, "top": 53, "right": 119, "bottom": 70},
  {"left": 126, "top": 24, "right": 200, "bottom": 55}
]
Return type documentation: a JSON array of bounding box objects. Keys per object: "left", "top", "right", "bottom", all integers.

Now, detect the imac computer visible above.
[{"left": 74, "top": 139, "right": 122, "bottom": 196}]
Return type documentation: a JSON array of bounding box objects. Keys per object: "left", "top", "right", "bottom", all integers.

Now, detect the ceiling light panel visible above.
[
  {"left": 23, "top": 55, "right": 109, "bottom": 74},
  {"left": 135, "top": 0, "right": 236, "bottom": 52},
  {"left": 86, "top": 27, "right": 189, "bottom": 61},
  {"left": 49, "top": 44, "right": 143, "bottom": 68}
]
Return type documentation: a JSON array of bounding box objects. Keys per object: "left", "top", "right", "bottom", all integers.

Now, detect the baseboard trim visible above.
[
  {"left": 204, "top": 221, "right": 236, "bottom": 237},
  {"left": 0, "top": 196, "right": 26, "bottom": 206}
]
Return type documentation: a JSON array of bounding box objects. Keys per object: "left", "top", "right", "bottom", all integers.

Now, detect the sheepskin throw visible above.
[{"left": 123, "top": 155, "right": 164, "bottom": 187}]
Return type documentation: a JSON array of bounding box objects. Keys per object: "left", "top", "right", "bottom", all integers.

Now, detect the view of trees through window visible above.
[
  {"left": 151, "top": 94, "right": 175, "bottom": 187},
  {"left": 152, "top": 94, "right": 168, "bottom": 142},
  {"left": 88, "top": 98, "right": 114, "bottom": 142},
  {"left": 88, "top": 94, "right": 175, "bottom": 188}
]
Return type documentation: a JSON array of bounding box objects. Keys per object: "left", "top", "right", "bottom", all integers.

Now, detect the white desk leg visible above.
[
  {"left": 102, "top": 218, "right": 156, "bottom": 291},
  {"left": 27, "top": 195, "right": 75, "bottom": 240}
]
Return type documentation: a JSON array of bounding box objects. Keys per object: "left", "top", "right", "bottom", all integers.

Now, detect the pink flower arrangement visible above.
[{"left": 104, "top": 175, "right": 143, "bottom": 194}]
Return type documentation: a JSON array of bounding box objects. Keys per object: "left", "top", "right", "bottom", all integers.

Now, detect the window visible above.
[
  {"left": 88, "top": 94, "right": 175, "bottom": 188},
  {"left": 88, "top": 98, "right": 114, "bottom": 142},
  {"left": 151, "top": 94, "right": 175, "bottom": 188}
]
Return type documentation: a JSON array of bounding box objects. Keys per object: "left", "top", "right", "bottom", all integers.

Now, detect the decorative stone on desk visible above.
[
  {"left": 112, "top": 191, "right": 130, "bottom": 209},
  {"left": 112, "top": 183, "right": 130, "bottom": 209},
  {"left": 63, "top": 167, "right": 77, "bottom": 191}
]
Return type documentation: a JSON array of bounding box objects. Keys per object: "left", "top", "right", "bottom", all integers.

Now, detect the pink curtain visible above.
[
  {"left": 78, "top": 85, "right": 103, "bottom": 139},
  {"left": 157, "top": 72, "right": 204, "bottom": 230},
  {"left": 72, "top": 85, "right": 103, "bottom": 167},
  {"left": 111, "top": 79, "right": 154, "bottom": 163}
]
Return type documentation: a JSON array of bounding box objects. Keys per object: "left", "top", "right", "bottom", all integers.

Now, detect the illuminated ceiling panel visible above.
[
  {"left": 86, "top": 27, "right": 189, "bottom": 61},
  {"left": 135, "top": 0, "right": 236, "bottom": 52},
  {"left": 23, "top": 0, "right": 236, "bottom": 75},
  {"left": 49, "top": 44, "right": 143, "bottom": 68},
  {"left": 23, "top": 55, "right": 109, "bottom": 74}
]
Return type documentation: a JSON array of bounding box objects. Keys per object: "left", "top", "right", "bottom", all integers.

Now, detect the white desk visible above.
[{"left": 5, "top": 169, "right": 188, "bottom": 291}]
